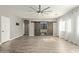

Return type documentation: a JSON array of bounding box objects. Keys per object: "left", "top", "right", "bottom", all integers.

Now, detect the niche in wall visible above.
[{"left": 16, "top": 22, "right": 20, "bottom": 26}]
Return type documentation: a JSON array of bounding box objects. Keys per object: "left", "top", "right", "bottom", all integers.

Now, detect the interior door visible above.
[{"left": 1, "top": 16, "right": 10, "bottom": 43}]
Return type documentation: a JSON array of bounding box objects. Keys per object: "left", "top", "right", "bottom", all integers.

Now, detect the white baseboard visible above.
[
  {"left": 0, "top": 34, "right": 24, "bottom": 45},
  {"left": 10, "top": 34, "right": 23, "bottom": 40}
]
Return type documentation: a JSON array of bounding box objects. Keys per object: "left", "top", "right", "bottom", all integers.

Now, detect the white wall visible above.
[
  {"left": 0, "top": 17, "right": 1, "bottom": 43},
  {"left": 0, "top": 16, "right": 24, "bottom": 44},
  {"left": 58, "top": 6, "right": 79, "bottom": 45},
  {"left": 53, "top": 23, "right": 58, "bottom": 36},
  {"left": 29, "top": 21, "right": 34, "bottom": 36},
  {"left": 10, "top": 16, "right": 24, "bottom": 40}
]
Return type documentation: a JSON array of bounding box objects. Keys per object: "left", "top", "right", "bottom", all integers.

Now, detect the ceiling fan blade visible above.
[
  {"left": 30, "top": 7, "right": 37, "bottom": 11},
  {"left": 42, "top": 7, "right": 50, "bottom": 12},
  {"left": 39, "top": 5, "right": 41, "bottom": 12}
]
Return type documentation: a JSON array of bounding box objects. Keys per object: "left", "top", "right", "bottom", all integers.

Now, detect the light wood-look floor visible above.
[{"left": 0, "top": 36, "right": 79, "bottom": 53}]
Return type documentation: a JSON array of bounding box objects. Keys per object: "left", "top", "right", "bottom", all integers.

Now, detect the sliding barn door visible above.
[
  {"left": 34, "top": 22, "right": 40, "bottom": 36},
  {"left": 47, "top": 22, "right": 53, "bottom": 36}
]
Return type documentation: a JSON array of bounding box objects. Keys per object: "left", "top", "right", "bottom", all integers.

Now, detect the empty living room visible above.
[
  {"left": 0, "top": 5, "right": 79, "bottom": 53},
  {"left": 1, "top": 0, "right": 79, "bottom": 59}
]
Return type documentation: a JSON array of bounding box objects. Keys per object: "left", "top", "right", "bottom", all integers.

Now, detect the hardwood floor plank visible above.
[{"left": 0, "top": 36, "right": 79, "bottom": 53}]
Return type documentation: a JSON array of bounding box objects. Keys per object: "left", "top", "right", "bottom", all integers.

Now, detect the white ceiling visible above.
[{"left": 0, "top": 5, "right": 77, "bottom": 19}]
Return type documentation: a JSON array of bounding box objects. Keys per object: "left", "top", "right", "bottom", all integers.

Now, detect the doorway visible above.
[
  {"left": 34, "top": 21, "right": 53, "bottom": 36},
  {"left": 34, "top": 22, "right": 40, "bottom": 36},
  {"left": 24, "top": 20, "right": 29, "bottom": 35},
  {"left": 47, "top": 22, "right": 53, "bottom": 36}
]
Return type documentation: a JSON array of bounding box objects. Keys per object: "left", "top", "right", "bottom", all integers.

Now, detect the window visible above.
[
  {"left": 40, "top": 21, "right": 47, "bottom": 29},
  {"left": 59, "top": 20, "right": 65, "bottom": 32}
]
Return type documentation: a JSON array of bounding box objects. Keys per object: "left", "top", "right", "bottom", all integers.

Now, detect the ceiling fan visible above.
[{"left": 29, "top": 5, "right": 51, "bottom": 14}]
